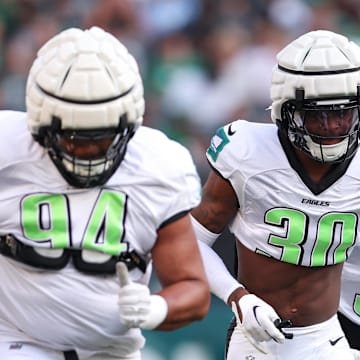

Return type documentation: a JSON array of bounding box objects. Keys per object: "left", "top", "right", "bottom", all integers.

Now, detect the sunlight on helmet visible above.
[{"left": 26, "top": 26, "right": 145, "bottom": 187}]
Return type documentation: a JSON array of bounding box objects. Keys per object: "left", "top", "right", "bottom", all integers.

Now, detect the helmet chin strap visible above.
[
  {"left": 304, "top": 135, "right": 349, "bottom": 163},
  {"left": 62, "top": 157, "right": 112, "bottom": 177}
]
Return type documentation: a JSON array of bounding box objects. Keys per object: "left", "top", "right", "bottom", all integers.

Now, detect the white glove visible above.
[
  {"left": 116, "top": 262, "right": 168, "bottom": 330},
  {"left": 232, "top": 294, "right": 286, "bottom": 353}
]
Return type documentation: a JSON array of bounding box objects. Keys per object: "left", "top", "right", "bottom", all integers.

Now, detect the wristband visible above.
[{"left": 140, "top": 295, "right": 168, "bottom": 330}]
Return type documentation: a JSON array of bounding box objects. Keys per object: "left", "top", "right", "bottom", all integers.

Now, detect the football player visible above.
[
  {"left": 0, "top": 26, "right": 210, "bottom": 359},
  {"left": 191, "top": 29, "right": 360, "bottom": 359}
]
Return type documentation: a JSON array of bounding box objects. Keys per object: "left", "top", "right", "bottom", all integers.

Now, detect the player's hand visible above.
[
  {"left": 232, "top": 294, "right": 286, "bottom": 353},
  {"left": 116, "top": 262, "right": 168, "bottom": 330}
]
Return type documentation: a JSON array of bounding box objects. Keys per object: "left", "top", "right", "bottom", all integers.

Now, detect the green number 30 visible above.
[{"left": 265, "top": 208, "right": 357, "bottom": 266}]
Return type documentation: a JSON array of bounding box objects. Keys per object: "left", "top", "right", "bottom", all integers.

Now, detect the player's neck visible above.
[{"left": 294, "top": 149, "right": 334, "bottom": 184}]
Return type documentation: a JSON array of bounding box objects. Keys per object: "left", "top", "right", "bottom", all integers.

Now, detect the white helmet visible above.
[
  {"left": 271, "top": 30, "right": 360, "bottom": 163},
  {"left": 26, "top": 26, "right": 145, "bottom": 187}
]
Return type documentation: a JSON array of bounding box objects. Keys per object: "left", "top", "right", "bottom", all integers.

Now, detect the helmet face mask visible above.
[
  {"left": 40, "top": 115, "right": 134, "bottom": 188},
  {"left": 26, "top": 27, "right": 145, "bottom": 187},
  {"left": 281, "top": 89, "right": 360, "bottom": 163}
]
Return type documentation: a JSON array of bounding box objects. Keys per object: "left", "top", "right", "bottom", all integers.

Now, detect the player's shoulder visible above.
[
  {"left": 207, "top": 119, "right": 277, "bottom": 164},
  {"left": 135, "top": 126, "right": 194, "bottom": 158},
  {"left": 0, "top": 110, "right": 28, "bottom": 131},
  {"left": 227, "top": 119, "right": 275, "bottom": 140},
  {"left": 0, "top": 110, "right": 47, "bottom": 175},
  {"left": 125, "top": 125, "right": 198, "bottom": 177},
  {"left": 226, "top": 119, "right": 274, "bottom": 134},
  {"left": 0, "top": 110, "right": 33, "bottom": 149},
  {"left": 347, "top": 150, "right": 360, "bottom": 179}
]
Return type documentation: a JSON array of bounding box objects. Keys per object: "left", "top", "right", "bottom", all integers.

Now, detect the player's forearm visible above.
[
  {"left": 197, "top": 240, "right": 242, "bottom": 304},
  {"left": 155, "top": 280, "right": 210, "bottom": 331}
]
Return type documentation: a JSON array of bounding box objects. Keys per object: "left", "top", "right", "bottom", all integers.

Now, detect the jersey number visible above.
[
  {"left": 265, "top": 208, "right": 357, "bottom": 266},
  {"left": 353, "top": 294, "right": 360, "bottom": 317},
  {"left": 20, "top": 190, "right": 128, "bottom": 256}
]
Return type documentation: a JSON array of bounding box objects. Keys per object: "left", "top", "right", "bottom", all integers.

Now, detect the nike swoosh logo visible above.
[
  {"left": 227, "top": 124, "right": 236, "bottom": 136},
  {"left": 329, "top": 336, "right": 344, "bottom": 346}
]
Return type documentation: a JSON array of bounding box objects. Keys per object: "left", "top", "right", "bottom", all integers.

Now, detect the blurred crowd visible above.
[
  {"left": 1, "top": 0, "right": 360, "bottom": 181},
  {"left": 2, "top": 1, "right": 360, "bottom": 359}
]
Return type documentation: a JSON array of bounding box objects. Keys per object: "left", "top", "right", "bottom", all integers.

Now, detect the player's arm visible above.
[
  {"left": 117, "top": 213, "right": 210, "bottom": 331},
  {"left": 150, "top": 213, "right": 211, "bottom": 330},
  {"left": 192, "top": 169, "right": 238, "bottom": 233},
  {"left": 191, "top": 169, "right": 287, "bottom": 352},
  {"left": 191, "top": 169, "right": 243, "bottom": 302}
]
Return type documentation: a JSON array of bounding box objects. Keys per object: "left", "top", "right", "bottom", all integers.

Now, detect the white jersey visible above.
[
  {"left": 339, "top": 245, "right": 360, "bottom": 325},
  {"left": 207, "top": 120, "right": 360, "bottom": 267},
  {"left": 0, "top": 111, "right": 201, "bottom": 358}
]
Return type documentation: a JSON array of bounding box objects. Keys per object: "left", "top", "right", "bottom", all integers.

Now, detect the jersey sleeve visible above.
[
  {"left": 160, "top": 142, "right": 201, "bottom": 227},
  {"left": 206, "top": 120, "right": 247, "bottom": 180},
  {"left": 205, "top": 120, "right": 255, "bottom": 210},
  {"left": 136, "top": 127, "right": 202, "bottom": 228}
]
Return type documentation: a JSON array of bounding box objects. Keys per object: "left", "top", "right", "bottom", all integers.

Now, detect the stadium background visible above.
[{"left": 1, "top": 0, "right": 359, "bottom": 358}]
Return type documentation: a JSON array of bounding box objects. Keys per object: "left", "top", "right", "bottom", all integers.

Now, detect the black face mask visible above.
[
  {"left": 280, "top": 89, "right": 360, "bottom": 163},
  {"left": 36, "top": 115, "right": 135, "bottom": 188}
]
